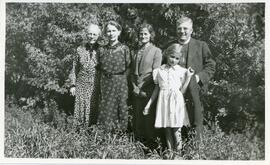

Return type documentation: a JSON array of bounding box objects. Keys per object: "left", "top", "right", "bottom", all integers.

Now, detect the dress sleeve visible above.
[
  {"left": 152, "top": 68, "right": 159, "bottom": 84},
  {"left": 182, "top": 68, "right": 188, "bottom": 83},
  {"left": 152, "top": 48, "right": 162, "bottom": 69},
  {"left": 69, "top": 49, "right": 79, "bottom": 86},
  {"left": 96, "top": 47, "right": 104, "bottom": 70},
  {"left": 178, "top": 66, "right": 187, "bottom": 84},
  {"left": 92, "top": 49, "right": 99, "bottom": 65},
  {"left": 124, "top": 45, "right": 131, "bottom": 68}
]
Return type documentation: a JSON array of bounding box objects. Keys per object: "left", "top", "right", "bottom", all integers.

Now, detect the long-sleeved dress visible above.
[
  {"left": 131, "top": 43, "right": 162, "bottom": 140},
  {"left": 98, "top": 42, "right": 131, "bottom": 132},
  {"left": 69, "top": 43, "right": 99, "bottom": 127}
]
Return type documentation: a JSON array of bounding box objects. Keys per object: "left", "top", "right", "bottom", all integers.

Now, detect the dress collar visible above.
[
  {"left": 139, "top": 42, "right": 152, "bottom": 49},
  {"left": 85, "top": 42, "right": 98, "bottom": 51},
  {"left": 107, "top": 41, "right": 122, "bottom": 49},
  {"left": 160, "top": 64, "right": 179, "bottom": 70}
]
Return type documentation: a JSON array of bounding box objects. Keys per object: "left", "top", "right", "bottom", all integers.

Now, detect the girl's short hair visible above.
[
  {"left": 105, "top": 20, "right": 122, "bottom": 31},
  {"left": 164, "top": 43, "right": 183, "bottom": 58},
  {"left": 138, "top": 23, "right": 156, "bottom": 42}
]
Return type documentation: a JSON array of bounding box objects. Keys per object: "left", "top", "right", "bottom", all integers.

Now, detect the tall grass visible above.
[{"left": 5, "top": 102, "right": 264, "bottom": 160}]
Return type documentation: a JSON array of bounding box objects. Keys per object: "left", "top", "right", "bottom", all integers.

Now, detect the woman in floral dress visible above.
[
  {"left": 69, "top": 23, "right": 101, "bottom": 128},
  {"left": 98, "top": 21, "right": 131, "bottom": 132}
]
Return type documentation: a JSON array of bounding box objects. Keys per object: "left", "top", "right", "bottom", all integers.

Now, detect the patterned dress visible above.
[
  {"left": 98, "top": 42, "right": 130, "bottom": 132},
  {"left": 153, "top": 64, "right": 190, "bottom": 128},
  {"left": 69, "top": 43, "right": 99, "bottom": 127}
]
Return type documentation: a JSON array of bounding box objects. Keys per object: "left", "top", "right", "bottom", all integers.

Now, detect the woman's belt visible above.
[{"left": 100, "top": 68, "right": 126, "bottom": 79}]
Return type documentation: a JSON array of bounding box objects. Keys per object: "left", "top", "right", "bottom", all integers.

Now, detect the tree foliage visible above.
[{"left": 5, "top": 3, "right": 265, "bottom": 135}]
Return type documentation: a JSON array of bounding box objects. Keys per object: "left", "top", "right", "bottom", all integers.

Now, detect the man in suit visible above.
[{"left": 172, "top": 16, "right": 216, "bottom": 140}]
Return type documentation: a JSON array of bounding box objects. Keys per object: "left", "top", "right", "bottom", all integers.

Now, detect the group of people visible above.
[{"left": 69, "top": 16, "right": 216, "bottom": 157}]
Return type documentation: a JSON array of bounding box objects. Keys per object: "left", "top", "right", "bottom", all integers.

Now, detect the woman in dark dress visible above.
[
  {"left": 97, "top": 21, "right": 131, "bottom": 132},
  {"left": 131, "top": 23, "right": 162, "bottom": 142}
]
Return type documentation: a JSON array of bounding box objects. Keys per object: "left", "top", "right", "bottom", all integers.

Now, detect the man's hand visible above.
[
  {"left": 133, "top": 86, "right": 140, "bottom": 95},
  {"left": 187, "top": 67, "right": 195, "bottom": 77},
  {"left": 195, "top": 74, "right": 200, "bottom": 83}
]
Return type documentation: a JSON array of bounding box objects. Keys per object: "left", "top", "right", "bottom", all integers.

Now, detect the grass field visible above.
[{"left": 4, "top": 102, "right": 265, "bottom": 160}]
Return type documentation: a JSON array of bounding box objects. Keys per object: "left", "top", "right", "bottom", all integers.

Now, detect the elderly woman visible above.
[
  {"left": 97, "top": 21, "right": 131, "bottom": 132},
  {"left": 131, "top": 23, "right": 162, "bottom": 142},
  {"left": 69, "top": 23, "right": 101, "bottom": 128}
]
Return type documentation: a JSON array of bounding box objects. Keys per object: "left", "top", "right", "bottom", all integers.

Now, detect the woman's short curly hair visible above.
[
  {"left": 138, "top": 23, "right": 156, "bottom": 42},
  {"left": 105, "top": 20, "right": 122, "bottom": 32}
]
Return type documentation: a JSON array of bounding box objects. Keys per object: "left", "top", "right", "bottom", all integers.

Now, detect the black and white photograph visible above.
[{"left": 0, "top": 0, "right": 268, "bottom": 164}]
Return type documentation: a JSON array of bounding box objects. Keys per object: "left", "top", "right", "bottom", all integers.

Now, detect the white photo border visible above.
[{"left": 0, "top": 0, "right": 269, "bottom": 165}]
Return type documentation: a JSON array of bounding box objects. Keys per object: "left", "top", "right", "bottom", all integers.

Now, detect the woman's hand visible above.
[
  {"left": 133, "top": 87, "right": 147, "bottom": 98},
  {"left": 133, "top": 86, "right": 140, "bottom": 96},
  {"left": 70, "top": 87, "right": 76, "bottom": 96},
  {"left": 143, "top": 106, "right": 150, "bottom": 115},
  {"left": 139, "top": 90, "right": 147, "bottom": 98}
]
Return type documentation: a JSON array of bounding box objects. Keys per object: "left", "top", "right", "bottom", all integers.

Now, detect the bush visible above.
[
  {"left": 5, "top": 101, "right": 264, "bottom": 159},
  {"left": 183, "top": 119, "right": 264, "bottom": 160},
  {"left": 5, "top": 102, "right": 147, "bottom": 159}
]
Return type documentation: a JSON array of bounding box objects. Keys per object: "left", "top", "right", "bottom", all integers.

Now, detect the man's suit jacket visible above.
[{"left": 186, "top": 38, "right": 216, "bottom": 95}]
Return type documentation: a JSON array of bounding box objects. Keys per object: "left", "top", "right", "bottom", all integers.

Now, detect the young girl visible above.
[{"left": 143, "top": 43, "right": 194, "bottom": 154}]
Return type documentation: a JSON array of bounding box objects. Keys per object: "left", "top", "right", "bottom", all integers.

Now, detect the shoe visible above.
[
  {"left": 163, "top": 150, "right": 174, "bottom": 160},
  {"left": 176, "top": 141, "right": 182, "bottom": 151},
  {"left": 174, "top": 154, "right": 183, "bottom": 160}
]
